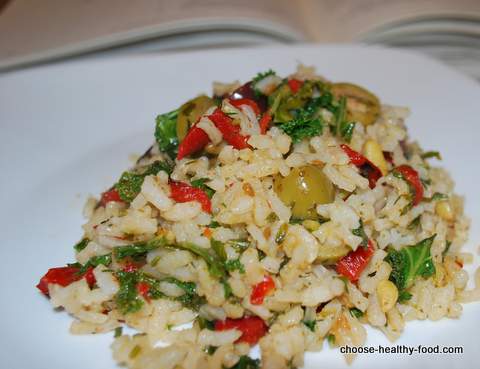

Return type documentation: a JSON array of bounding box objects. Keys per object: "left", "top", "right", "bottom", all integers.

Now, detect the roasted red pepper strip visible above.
[
  {"left": 229, "top": 98, "right": 261, "bottom": 116},
  {"left": 336, "top": 240, "right": 375, "bottom": 282},
  {"left": 136, "top": 282, "right": 151, "bottom": 302},
  {"left": 176, "top": 125, "right": 210, "bottom": 160},
  {"left": 259, "top": 112, "right": 272, "bottom": 134},
  {"left": 250, "top": 275, "right": 275, "bottom": 305},
  {"left": 208, "top": 108, "right": 250, "bottom": 150},
  {"left": 100, "top": 188, "right": 123, "bottom": 207},
  {"left": 169, "top": 181, "right": 212, "bottom": 213},
  {"left": 393, "top": 165, "right": 424, "bottom": 205},
  {"left": 341, "top": 144, "right": 382, "bottom": 189},
  {"left": 287, "top": 79, "right": 303, "bottom": 94},
  {"left": 214, "top": 316, "right": 268, "bottom": 345},
  {"left": 36, "top": 266, "right": 95, "bottom": 296}
]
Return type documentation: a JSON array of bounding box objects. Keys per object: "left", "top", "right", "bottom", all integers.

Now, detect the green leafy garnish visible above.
[
  {"left": 197, "top": 316, "right": 215, "bottom": 330},
  {"left": 397, "top": 290, "right": 412, "bottom": 303},
  {"left": 349, "top": 307, "right": 364, "bottom": 319},
  {"left": 226, "top": 239, "right": 250, "bottom": 252},
  {"left": 407, "top": 215, "right": 421, "bottom": 230},
  {"left": 275, "top": 223, "right": 288, "bottom": 244},
  {"left": 278, "top": 97, "right": 324, "bottom": 142},
  {"left": 429, "top": 192, "right": 448, "bottom": 201},
  {"left": 114, "top": 237, "right": 167, "bottom": 260},
  {"left": 162, "top": 277, "right": 206, "bottom": 310},
  {"left": 327, "top": 333, "right": 336, "bottom": 345},
  {"left": 302, "top": 320, "right": 316, "bottom": 332},
  {"left": 208, "top": 221, "right": 220, "bottom": 228},
  {"left": 229, "top": 355, "right": 261, "bottom": 369},
  {"left": 385, "top": 235, "right": 436, "bottom": 291},
  {"left": 352, "top": 219, "right": 368, "bottom": 248},
  {"left": 78, "top": 253, "right": 112, "bottom": 274},
  {"left": 115, "top": 270, "right": 145, "bottom": 314},
  {"left": 114, "top": 326, "right": 123, "bottom": 338},
  {"left": 252, "top": 69, "right": 276, "bottom": 84},
  {"left": 421, "top": 151, "right": 442, "bottom": 160},
  {"left": 175, "top": 242, "right": 226, "bottom": 278},
  {"left": 155, "top": 109, "right": 179, "bottom": 158},
  {"left": 211, "top": 239, "right": 227, "bottom": 262},
  {"left": 115, "top": 160, "right": 172, "bottom": 202},
  {"left": 225, "top": 259, "right": 245, "bottom": 273},
  {"left": 74, "top": 238, "right": 90, "bottom": 252},
  {"left": 334, "top": 96, "right": 355, "bottom": 142},
  {"left": 191, "top": 178, "right": 215, "bottom": 198},
  {"left": 442, "top": 240, "right": 452, "bottom": 260}
]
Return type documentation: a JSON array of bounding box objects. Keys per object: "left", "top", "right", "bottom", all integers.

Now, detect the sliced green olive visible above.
[
  {"left": 274, "top": 165, "right": 335, "bottom": 220},
  {"left": 316, "top": 244, "right": 351, "bottom": 264},
  {"left": 331, "top": 83, "right": 380, "bottom": 126},
  {"left": 177, "top": 95, "right": 215, "bottom": 141}
]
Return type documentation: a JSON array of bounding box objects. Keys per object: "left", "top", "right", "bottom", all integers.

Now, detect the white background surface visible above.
[{"left": 0, "top": 44, "right": 479, "bottom": 369}]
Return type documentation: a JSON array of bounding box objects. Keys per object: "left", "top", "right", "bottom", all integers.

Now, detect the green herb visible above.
[
  {"left": 74, "top": 237, "right": 90, "bottom": 252},
  {"left": 429, "top": 192, "right": 448, "bottom": 201},
  {"left": 326, "top": 333, "right": 336, "bottom": 345},
  {"left": 226, "top": 239, "right": 250, "bottom": 252},
  {"left": 333, "top": 96, "right": 355, "bottom": 142},
  {"left": 267, "top": 212, "right": 279, "bottom": 222},
  {"left": 208, "top": 221, "right": 221, "bottom": 228},
  {"left": 211, "top": 239, "right": 227, "bottom": 262},
  {"left": 197, "top": 316, "right": 215, "bottom": 330},
  {"left": 421, "top": 178, "right": 431, "bottom": 188},
  {"left": 275, "top": 223, "right": 288, "bottom": 244},
  {"left": 114, "top": 326, "right": 123, "bottom": 338},
  {"left": 278, "top": 97, "right": 324, "bottom": 142},
  {"left": 289, "top": 218, "right": 303, "bottom": 225},
  {"left": 385, "top": 235, "right": 436, "bottom": 291},
  {"left": 228, "top": 355, "right": 261, "bottom": 369},
  {"left": 421, "top": 151, "right": 442, "bottom": 160},
  {"left": 150, "top": 255, "right": 161, "bottom": 267},
  {"left": 78, "top": 253, "right": 112, "bottom": 274},
  {"left": 221, "top": 279, "right": 233, "bottom": 299},
  {"left": 191, "top": 178, "right": 215, "bottom": 198},
  {"left": 155, "top": 109, "right": 179, "bottom": 158},
  {"left": 114, "top": 237, "right": 168, "bottom": 260},
  {"left": 162, "top": 276, "right": 206, "bottom": 310},
  {"left": 175, "top": 242, "right": 226, "bottom": 278},
  {"left": 302, "top": 320, "right": 316, "bottom": 332},
  {"left": 349, "top": 307, "right": 364, "bottom": 319},
  {"left": 407, "top": 215, "right": 421, "bottom": 230},
  {"left": 351, "top": 219, "right": 368, "bottom": 248},
  {"left": 397, "top": 290, "right": 412, "bottom": 303},
  {"left": 115, "top": 270, "right": 145, "bottom": 314},
  {"left": 115, "top": 160, "right": 172, "bottom": 202},
  {"left": 252, "top": 69, "right": 276, "bottom": 84},
  {"left": 225, "top": 259, "right": 245, "bottom": 273}
]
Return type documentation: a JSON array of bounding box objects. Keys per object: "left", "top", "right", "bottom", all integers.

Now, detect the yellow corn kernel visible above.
[
  {"left": 435, "top": 200, "right": 455, "bottom": 221},
  {"left": 376, "top": 280, "right": 398, "bottom": 312},
  {"left": 363, "top": 139, "right": 388, "bottom": 175}
]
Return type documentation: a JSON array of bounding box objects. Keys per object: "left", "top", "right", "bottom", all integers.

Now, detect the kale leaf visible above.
[
  {"left": 114, "top": 237, "right": 168, "bottom": 260},
  {"left": 278, "top": 97, "right": 324, "bottom": 142},
  {"left": 385, "top": 235, "right": 436, "bottom": 291}
]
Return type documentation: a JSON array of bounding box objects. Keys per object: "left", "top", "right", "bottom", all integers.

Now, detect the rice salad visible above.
[{"left": 37, "top": 66, "right": 480, "bottom": 369}]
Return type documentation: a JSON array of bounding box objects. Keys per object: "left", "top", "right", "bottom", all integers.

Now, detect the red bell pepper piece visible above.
[
  {"left": 176, "top": 126, "right": 210, "bottom": 160},
  {"left": 393, "top": 165, "right": 424, "bottom": 205},
  {"left": 169, "top": 181, "right": 212, "bottom": 213},
  {"left": 36, "top": 265, "right": 95, "bottom": 296},
  {"left": 229, "top": 98, "right": 261, "bottom": 116},
  {"left": 336, "top": 240, "right": 375, "bottom": 282},
  {"left": 287, "top": 79, "right": 303, "bottom": 94},
  {"left": 208, "top": 108, "right": 250, "bottom": 150},
  {"left": 340, "top": 144, "right": 382, "bottom": 189},
  {"left": 214, "top": 316, "right": 268, "bottom": 345},
  {"left": 100, "top": 188, "right": 122, "bottom": 207},
  {"left": 259, "top": 112, "right": 272, "bottom": 134},
  {"left": 250, "top": 275, "right": 275, "bottom": 305}
]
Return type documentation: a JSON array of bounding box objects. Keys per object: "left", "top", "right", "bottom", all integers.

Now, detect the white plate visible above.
[{"left": 0, "top": 44, "right": 479, "bottom": 369}]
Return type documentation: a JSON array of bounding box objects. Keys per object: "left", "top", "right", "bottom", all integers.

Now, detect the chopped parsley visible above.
[
  {"left": 115, "top": 160, "right": 172, "bottom": 203},
  {"left": 190, "top": 178, "right": 215, "bottom": 198},
  {"left": 74, "top": 237, "right": 90, "bottom": 252},
  {"left": 114, "top": 237, "right": 167, "bottom": 260},
  {"left": 278, "top": 97, "right": 324, "bottom": 142},
  {"left": 229, "top": 355, "right": 261, "bottom": 369},
  {"left": 302, "top": 320, "right": 316, "bottom": 332},
  {"left": 349, "top": 307, "right": 364, "bottom": 319},
  {"left": 421, "top": 151, "right": 442, "bottom": 160},
  {"left": 352, "top": 219, "right": 368, "bottom": 248},
  {"left": 225, "top": 259, "right": 245, "bottom": 273}
]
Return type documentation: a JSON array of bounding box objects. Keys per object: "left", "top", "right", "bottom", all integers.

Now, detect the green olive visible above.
[
  {"left": 274, "top": 165, "right": 335, "bottom": 220},
  {"left": 331, "top": 83, "right": 380, "bottom": 126},
  {"left": 316, "top": 244, "right": 351, "bottom": 264},
  {"left": 177, "top": 95, "right": 215, "bottom": 141}
]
